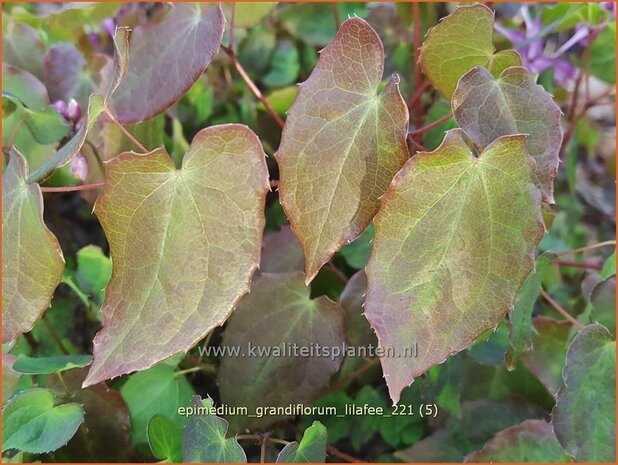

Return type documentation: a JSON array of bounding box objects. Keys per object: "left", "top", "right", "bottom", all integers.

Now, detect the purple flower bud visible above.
[
  {"left": 70, "top": 155, "right": 88, "bottom": 181},
  {"left": 101, "top": 18, "right": 116, "bottom": 37},
  {"left": 52, "top": 100, "right": 68, "bottom": 118},
  {"left": 87, "top": 32, "right": 101, "bottom": 47},
  {"left": 67, "top": 98, "right": 82, "bottom": 122}
]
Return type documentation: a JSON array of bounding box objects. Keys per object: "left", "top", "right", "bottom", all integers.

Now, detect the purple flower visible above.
[
  {"left": 70, "top": 155, "right": 88, "bottom": 181},
  {"left": 66, "top": 99, "right": 81, "bottom": 122},
  {"left": 52, "top": 100, "right": 68, "bottom": 117},
  {"left": 495, "top": 5, "right": 584, "bottom": 88},
  {"left": 101, "top": 18, "right": 116, "bottom": 37}
]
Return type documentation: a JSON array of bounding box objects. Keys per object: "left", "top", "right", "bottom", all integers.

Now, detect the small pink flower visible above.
[{"left": 70, "top": 155, "right": 88, "bottom": 181}]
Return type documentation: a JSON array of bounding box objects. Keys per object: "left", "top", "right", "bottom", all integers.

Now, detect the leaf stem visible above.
[
  {"left": 326, "top": 261, "right": 348, "bottom": 284},
  {"left": 553, "top": 259, "right": 602, "bottom": 271},
  {"left": 229, "top": 3, "right": 236, "bottom": 52},
  {"left": 409, "top": 112, "right": 452, "bottom": 137},
  {"left": 555, "top": 240, "right": 616, "bottom": 257},
  {"left": 331, "top": 3, "right": 340, "bottom": 30},
  {"left": 408, "top": 80, "right": 431, "bottom": 108},
  {"left": 7, "top": 113, "right": 27, "bottom": 149},
  {"left": 104, "top": 108, "right": 148, "bottom": 153},
  {"left": 174, "top": 364, "right": 216, "bottom": 377},
  {"left": 221, "top": 45, "right": 286, "bottom": 129},
  {"left": 41, "top": 182, "right": 106, "bottom": 193},
  {"left": 407, "top": 134, "right": 429, "bottom": 153},
  {"left": 236, "top": 434, "right": 290, "bottom": 446},
  {"left": 540, "top": 289, "right": 585, "bottom": 329}
]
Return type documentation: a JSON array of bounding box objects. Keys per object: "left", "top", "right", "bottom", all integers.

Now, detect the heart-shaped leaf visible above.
[
  {"left": 553, "top": 324, "right": 616, "bottom": 462},
  {"left": 277, "top": 421, "right": 328, "bottom": 463},
  {"left": 12, "top": 355, "right": 92, "bottom": 375},
  {"left": 218, "top": 272, "right": 345, "bottom": 429},
  {"left": 452, "top": 66, "right": 563, "bottom": 203},
  {"left": 182, "top": 396, "right": 247, "bottom": 463},
  {"left": 84, "top": 124, "right": 269, "bottom": 386},
  {"left": 419, "top": 4, "right": 520, "bottom": 98},
  {"left": 109, "top": 3, "right": 225, "bottom": 124},
  {"left": 365, "top": 129, "right": 543, "bottom": 403},
  {"left": 276, "top": 17, "right": 409, "bottom": 283},
  {"left": 2, "top": 150, "right": 65, "bottom": 343},
  {"left": 148, "top": 414, "right": 183, "bottom": 463},
  {"left": 465, "top": 420, "right": 570, "bottom": 462},
  {"left": 2, "top": 388, "right": 84, "bottom": 454}
]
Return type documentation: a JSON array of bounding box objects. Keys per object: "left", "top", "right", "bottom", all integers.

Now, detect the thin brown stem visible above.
[
  {"left": 407, "top": 134, "right": 429, "bottom": 153},
  {"left": 327, "top": 445, "right": 365, "bottom": 463},
  {"left": 540, "top": 289, "right": 585, "bottom": 329},
  {"left": 412, "top": 2, "right": 422, "bottom": 90},
  {"left": 409, "top": 112, "right": 452, "bottom": 137},
  {"left": 260, "top": 436, "right": 267, "bottom": 463},
  {"left": 221, "top": 46, "right": 285, "bottom": 129},
  {"left": 85, "top": 140, "right": 105, "bottom": 174},
  {"left": 408, "top": 80, "right": 431, "bottom": 108},
  {"left": 104, "top": 108, "right": 148, "bottom": 153},
  {"left": 41, "top": 182, "right": 106, "bottom": 193},
  {"left": 42, "top": 314, "right": 69, "bottom": 355},
  {"left": 555, "top": 240, "right": 616, "bottom": 257},
  {"left": 229, "top": 3, "right": 236, "bottom": 52},
  {"left": 326, "top": 261, "right": 348, "bottom": 284},
  {"left": 554, "top": 259, "right": 602, "bottom": 271},
  {"left": 331, "top": 3, "right": 340, "bottom": 30},
  {"left": 320, "top": 358, "right": 380, "bottom": 397}
]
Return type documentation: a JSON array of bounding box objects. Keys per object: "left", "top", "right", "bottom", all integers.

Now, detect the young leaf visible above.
[
  {"left": 276, "top": 17, "right": 409, "bottom": 284},
  {"left": 84, "top": 125, "right": 269, "bottom": 386},
  {"left": 506, "top": 254, "right": 555, "bottom": 369},
  {"left": 109, "top": 3, "right": 225, "bottom": 124},
  {"left": 452, "top": 66, "right": 563, "bottom": 203},
  {"left": 419, "top": 4, "right": 520, "bottom": 98},
  {"left": 2, "top": 388, "right": 84, "bottom": 454},
  {"left": 218, "top": 272, "right": 345, "bottom": 429},
  {"left": 120, "top": 364, "right": 195, "bottom": 446},
  {"left": 2, "top": 150, "right": 64, "bottom": 343},
  {"left": 27, "top": 27, "right": 129, "bottom": 183},
  {"left": 522, "top": 316, "right": 571, "bottom": 396},
  {"left": 365, "top": 130, "right": 543, "bottom": 403},
  {"left": 182, "top": 396, "right": 247, "bottom": 463},
  {"left": 12, "top": 354, "right": 93, "bottom": 375},
  {"left": 553, "top": 324, "right": 616, "bottom": 462},
  {"left": 148, "top": 414, "right": 183, "bottom": 463},
  {"left": 465, "top": 420, "right": 570, "bottom": 462},
  {"left": 277, "top": 421, "right": 328, "bottom": 463}
]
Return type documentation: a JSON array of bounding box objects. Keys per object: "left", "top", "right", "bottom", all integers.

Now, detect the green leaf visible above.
[
  {"left": 232, "top": 2, "right": 277, "bottom": 28},
  {"left": 110, "top": 4, "right": 224, "bottom": 124},
  {"left": 263, "top": 40, "right": 300, "bottom": 88},
  {"left": 465, "top": 420, "right": 571, "bottom": 462},
  {"left": 261, "top": 226, "right": 305, "bottom": 273},
  {"left": 589, "top": 22, "right": 616, "bottom": 84},
  {"left": 260, "top": 86, "right": 299, "bottom": 116},
  {"left": 276, "top": 18, "right": 409, "bottom": 283},
  {"left": 599, "top": 250, "right": 616, "bottom": 281},
  {"left": 2, "top": 94, "right": 69, "bottom": 144},
  {"left": 218, "top": 272, "right": 345, "bottom": 430},
  {"left": 2, "top": 388, "right": 84, "bottom": 454},
  {"left": 120, "top": 363, "right": 195, "bottom": 446},
  {"left": 84, "top": 125, "right": 268, "bottom": 385},
  {"left": 75, "top": 245, "right": 112, "bottom": 297},
  {"left": 506, "top": 254, "right": 555, "bottom": 368},
  {"left": 339, "top": 271, "right": 377, "bottom": 349},
  {"left": 466, "top": 321, "right": 510, "bottom": 366},
  {"left": 2, "top": 20, "right": 45, "bottom": 79},
  {"left": 12, "top": 355, "right": 92, "bottom": 375},
  {"left": 27, "top": 27, "right": 129, "bottom": 182},
  {"left": 553, "top": 324, "right": 616, "bottom": 462},
  {"left": 349, "top": 386, "right": 386, "bottom": 451},
  {"left": 277, "top": 421, "right": 327, "bottom": 463},
  {"left": 395, "top": 399, "right": 546, "bottom": 462},
  {"left": 148, "top": 414, "right": 183, "bottom": 463},
  {"left": 340, "top": 223, "right": 374, "bottom": 270},
  {"left": 298, "top": 391, "right": 353, "bottom": 444},
  {"left": 452, "top": 66, "right": 562, "bottom": 203},
  {"left": 420, "top": 4, "right": 500, "bottom": 98},
  {"left": 2, "top": 150, "right": 65, "bottom": 343},
  {"left": 421, "top": 354, "right": 464, "bottom": 417},
  {"left": 182, "top": 396, "right": 247, "bottom": 463},
  {"left": 522, "top": 316, "right": 571, "bottom": 396},
  {"left": 366, "top": 130, "right": 543, "bottom": 403},
  {"left": 589, "top": 277, "right": 616, "bottom": 337}
]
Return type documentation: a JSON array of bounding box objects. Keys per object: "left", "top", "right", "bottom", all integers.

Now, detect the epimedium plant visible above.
[{"left": 2, "top": 2, "right": 616, "bottom": 463}]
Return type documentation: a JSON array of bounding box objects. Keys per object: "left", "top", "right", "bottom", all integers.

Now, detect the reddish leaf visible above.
[
  {"left": 276, "top": 18, "right": 409, "bottom": 283},
  {"left": 84, "top": 125, "right": 269, "bottom": 386},
  {"left": 109, "top": 3, "right": 225, "bottom": 123}
]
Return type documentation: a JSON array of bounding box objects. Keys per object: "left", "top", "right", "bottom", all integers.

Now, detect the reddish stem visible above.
[
  {"left": 409, "top": 112, "right": 452, "bottom": 137},
  {"left": 331, "top": 3, "right": 340, "bottom": 30},
  {"left": 41, "top": 182, "right": 106, "bottom": 193},
  {"left": 407, "top": 134, "right": 429, "bottom": 152},
  {"left": 554, "top": 260, "right": 602, "bottom": 271}
]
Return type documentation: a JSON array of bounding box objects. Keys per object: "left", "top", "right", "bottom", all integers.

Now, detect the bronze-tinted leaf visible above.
[
  {"left": 260, "top": 225, "right": 304, "bottom": 273},
  {"left": 218, "top": 272, "right": 345, "bottom": 430},
  {"left": 276, "top": 18, "right": 409, "bottom": 284},
  {"left": 2, "top": 150, "right": 64, "bottom": 343},
  {"left": 366, "top": 130, "right": 543, "bottom": 403},
  {"left": 109, "top": 3, "right": 225, "bottom": 124},
  {"left": 83, "top": 125, "right": 269, "bottom": 386},
  {"left": 452, "top": 66, "right": 562, "bottom": 203}
]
